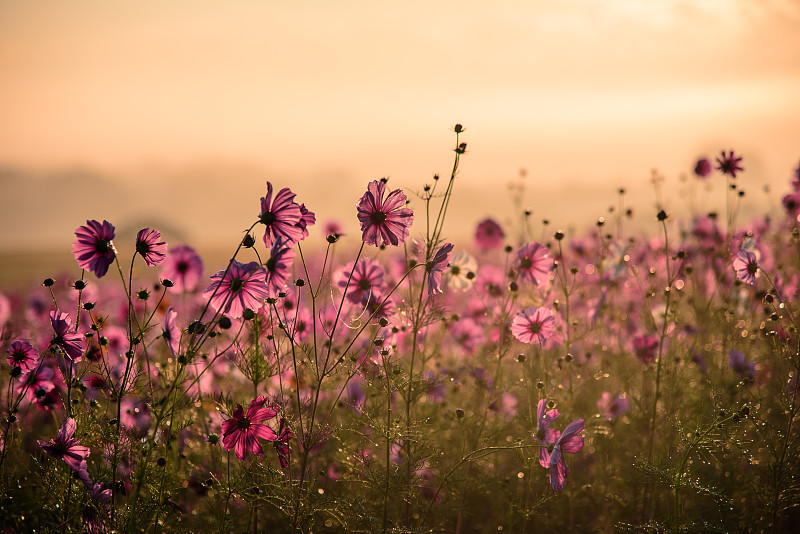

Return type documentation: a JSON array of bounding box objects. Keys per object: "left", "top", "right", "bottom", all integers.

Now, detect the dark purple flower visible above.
[
  {"left": 715, "top": 150, "right": 744, "bottom": 178},
  {"left": 72, "top": 220, "right": 116, "bottom": 278},
  {"left": 37, "top": 417, "right": 90, "bottom": 471},
  {"left": 204, "top": 261, "right": 270, "bottom": 319},
  {"left": 733, "top": 249, "right": 759, "bottom": 285},
  {"left": 474, "top": 218, "right": 505, "bottom": 251},
  {"left": 50, "top": 310, "right": 85, "bottom": 362},
  {"left": 7, "top": 340, "right": 38, "bottom": 373},
  {"left": 259, "top": 182, "right": 304, "bottom": 247},
  {"left": 135, "top": 228, "right": 167, "bottom": 266},
  {"left": 428, "top": 243, "right": 454, "bottom": 296},
  {"left": 694, "top": 157, "right": 713, "bottom": 179},
  {"left": 221, "top": 397, "right": 278, "bottom": 462},
  {"left": 547, "top": 418, "right": 584, "bottom": 494},
  {"left": 516, "top": 242, "right": 552, "bottom": 286},
  {"left": 356, "top": 180, "right": 414, "bottom": 247},
  {"left": 273, "top": 418, "right": 294, "bottom": 470},
  {"left": 264, "top": 239, "right": 296, "bottom": 298},
  {"left": 160, "top": 245, "right": 204, "bottom": 292}
]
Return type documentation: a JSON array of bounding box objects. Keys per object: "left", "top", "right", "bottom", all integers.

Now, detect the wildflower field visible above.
[{"left": 1, "top": 127, "right": 799, "bottom": 533}]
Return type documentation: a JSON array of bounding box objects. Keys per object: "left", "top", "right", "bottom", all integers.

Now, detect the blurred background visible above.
[{"left": 1, "top": 0, "right": 799, "bottom": 286}]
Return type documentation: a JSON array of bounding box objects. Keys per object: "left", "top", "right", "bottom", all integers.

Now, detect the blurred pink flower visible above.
[
  {"left": 597, "top": 392, "right": 629, "bottom": 420},
  {"left": 72, "top": 220, "right": 116, "bottom": 278},
  {"left": 356, "top": 180, "right": 414, "bottom": 247},
  {"left": 516, "top": 242, "right": 552, "bottom": 286},
  {"left": 694, "top": 157, "right": 713, "bottom": 179},
  {"left": 428, "top": 242, "right": 454, "bottom": 296},
  {"left": 273, "top": 418, "right": 294, "bottom": 470},
  {"left": 162, "top": 307, "right": 180, "bottom": 356},
  {"left": 334, "top": 258, "right": 385, "bottom": 306},
  {"left": 715, "top": 150, "right": 744, "bottom": 178},
  {"left": 160, "top": 245, "right": 204, "bottom": 292},
  {"left": 474, "top": 218, "right": 504, "bottom": 251},
  {"left": 633, "top": 334, "right": 659, "bottom": 365}
]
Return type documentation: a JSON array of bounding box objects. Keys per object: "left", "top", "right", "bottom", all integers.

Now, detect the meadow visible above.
[{"left": 0, "top": 126, "right": 798, "bottom": 533}]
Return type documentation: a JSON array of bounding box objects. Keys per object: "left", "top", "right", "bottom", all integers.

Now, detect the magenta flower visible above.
[
  {"left": 547, "top": 418, "right": 584, "bottom": 494},
  {"left": 264, "top": 239, "right": 296, "bottom": 298},
  {"left": 427, "top": 243, "right": 454, "bottom": 296},
  {"left": 135, "top": 228, "right": 167, "bottom": 266},
  {"left": 474, "top": 218, "right": 505, "bottom": 251},
  {"left": 356, "top": 180, "right": 414, "bottom": 247},
  {"left": 511, "top": 306, "right": 556, "bottom": 344},
  {"left": 19, "top": 364, "right": 56, "bottom": 401},
  {"left": 516, "top": 242, "right": 552, "bottom": 286},
  {"left": 221, "top": 397, "right": 278, "bottom": 462},
  {"left": 597, "top": 392, "right": 629, "bottom": 420},
  {"left": 534, "top": 399, "right": 560, "bottom": 469},
  {"left": 273, "top": 418, "right": 294, "bottom": 470},
  {"left": 733, "top": 249, "right": 759, "bottom": 285},
  {"left": 296, "top": 203, "right": 317, "bottom": 241},
  {"left": 259, "top": 182, "right": 304, "bottom": 247},
  {"left": 37, "top": 417, "right": 90, "bottom": 472},
  {"left": 7, "top": 340, "right": 38, "bottom": 373},
  {"left": 633, "top": 334, "right": 659, "bottom": 365},
  {"left": 694, "top": 157, "right": 713, "bottom": 179},
  {"left": 72, "top": 220, "right": 116, "bottom": 278},
  {"left": 162, "top": 307, "right": 180, "bottom": 356},
  {"left": 50, "top": 310, "right": 85, "bottom": 362},
  {"left": 160, "top": 245, "right": 204, "bottom": 292},
  {"left": 782, "top": 191, "right": 800, "bottom": 219},
  {"left": 204, "top": 261, "right": 270, "bottom": 319},
  {"left": 334, "top": 258, "right": 385, "bottom": 306},
  {"left": 715, "top": 150, "right": 744, "bottom": 178}
]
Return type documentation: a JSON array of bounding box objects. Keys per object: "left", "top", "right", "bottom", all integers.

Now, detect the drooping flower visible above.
[
  {"left": 273, "top": 418, "right": 294, "bottom": 470},
  {"left": 733, "top": 249, "right": 759, "bottom": 285},
  {"left": 50, "top": 310, "right": 85, "bottom": 362},
  {"left": 264, "top": 239, "right": 296, "bottom": 298},
  {"left": 356, "top": 180, "right": 414, "bottom": 247},
  {"left": 694, "top": 157, "right": 713, "bottom": 179},
  {"left": 427, "top": 243, "right": 454, "bottom": 296},
  {"left": 221, "top": 397, "right": 278, "bottom": 462},
  {"left": 259, "top": 182, "right": 304, "bottom": 247},
  {"left": 511, "top": 306, "right": 556, "bottom": 344},
  {"left": 160, "top": 245, "right": 204, "bottom": 292},
  {"left": 204, "top": 261, "right": 270, "bottom": 319},
  {"left": 135, "top": 228, "right": 167, "bottom": 266},
  {"left": 7, "top": 340, "right": 38, "bottom": 373},
  {"left": 37, "top": 417, "right": 90, "bottom": 471},
  {"left": 632, "top": 334, "right": 659, "bottom": 365},
  {"left": 445, "top": 250, "right": 478, "bottom": 291},
  {"left": 474, "top": 218, "right": 505, "bottom": 251},
  {"left": 334, "top": 258, "right": 385, "bottom": 306},
  {"left": 516, "top": 242, "right": 552, "bottom": 286},
  {"left": 547, "top": 418, "right": 585, "bottom": 494},
  {"left": 162, "top": 307, "right": 180, "bottom": 356},
  {"left": 72, "top": 220, "right": 116, "bottom": 278},
  {"left": 534, "top": 399, "right": 560, "bottom": 469},
  {"left": 715, "top": 150, "right": 744, "bottom": 178}
]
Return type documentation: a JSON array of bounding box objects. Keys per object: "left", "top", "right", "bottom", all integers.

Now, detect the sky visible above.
[{"left": 1, "top": 0, "right": 799, "bottom": 254}]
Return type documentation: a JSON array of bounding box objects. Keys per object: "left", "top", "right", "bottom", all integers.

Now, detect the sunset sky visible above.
[{"left": 1, "top": 0, "right": 799, "bottom": 253}]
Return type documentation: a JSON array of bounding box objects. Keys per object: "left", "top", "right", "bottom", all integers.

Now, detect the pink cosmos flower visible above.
[
  {"left": 715, "top": 150, "right": 744, "bottom": 178},
  {"left": 511, "top": 306, "right": 556, "bottom": 344},
  {"left": 162, "top": 307, "right": 180, "bottom": 356},
  {"left": 273, "top": 418, "right": 294, "bottom": 470},
  {"left": 259, "top": 182, "right": 304, "bottom": 247},
  {"left": 733, "top": 249, "right": 759, "bottom": 285},
  {"left": 474, "top": 218, "right": 505, "bottom": 251},
  {"left": 547, "top": 418, "right": 584, "bottom": 494},
  {"left": 694, "top": 157, "right": 713, "bottom": 179},
  {"left": 356, "top": 180, "right": 414, "bottom": 247},
  {"left": 72, "top": 220, "right": 116, "bottom": 278},
  {"left": 427, "top": 243, "right": 454, "bottom": 296},
  {"left": 204, "top": 261, "right": 270, "bottom": 319},
  {"left": 597, "top": 392, "right": 629, "bottom": 420},
  {"left": 296, "top": 203, "right": 317, "bottom": 241},
  {"left": 221, "top": 396, "right": 278, "bottom": 462},
  {"left": 50, "top": 310, "right": 85, "bottom": 362},
  {"left": 20, "top": 363, "right": 56, "bottom": 401},
  {"left": 135, "top": 228, "right": 167, "bottom": 266},
  {"left": 534, "top": 399, "right": 560, "bottom": 469},
  {"left": 782, "top": 191, "right": 800, "bottom": 219},
  {"left": 334, "top": 258, "right": 385, "bottom": 306},
  {"left": 160, "top": 245, "right": 204, "bottom": 292},
  {"left": 264, "top": 239, "right": 296, "bottom": 298},
  {"left": 633, "top": 334, "right": 659, "bottom": 365},
  {"left": 516, "top": 242, "right": 552, "bottom": 286},
  {"left": 7, "top": 340, "right": 38, "bottom": 372},
  {"left": 37, "top": 417, "right": 90, "bottom": 472}
]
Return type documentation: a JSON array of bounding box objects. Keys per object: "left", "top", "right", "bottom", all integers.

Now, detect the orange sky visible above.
[{"left": 1, "top": 0, "right": 799, "bottom": 251}]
